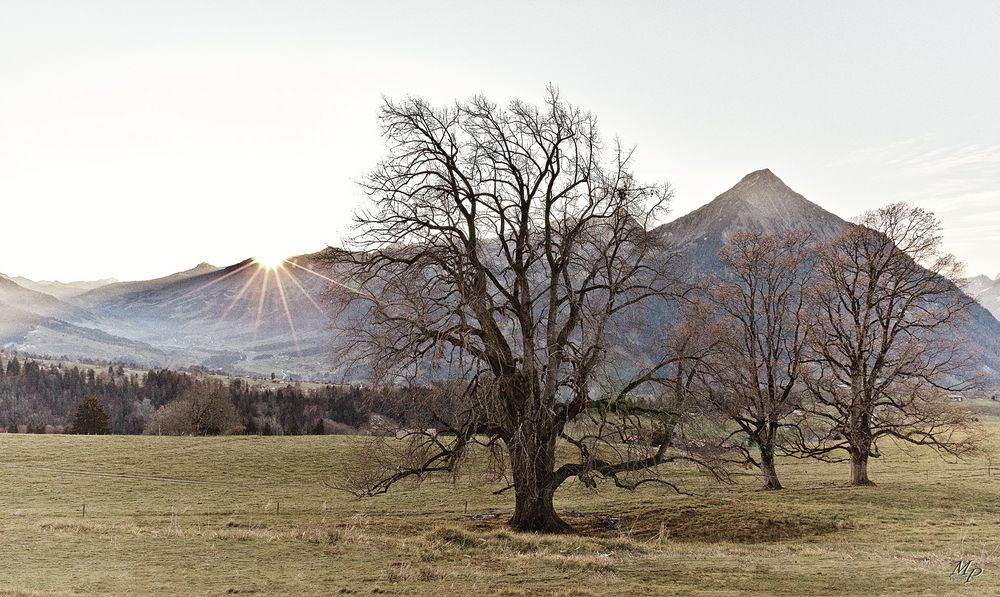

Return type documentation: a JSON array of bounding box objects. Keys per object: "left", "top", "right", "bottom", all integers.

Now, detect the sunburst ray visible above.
[
  {"left": 281, "top": 265, "right": 330, "bottom": 319},
  {"left": 282, "top": 259, "right": 365, "bottom": 296},
  {"left": 214, "top": 266, "right": 264, "bottom": 329},
  {"left": 159, "top": 260, "right": 257, "bottom": 308},
  {"left": 273, "top": 268, "right": 301, "bottom": 354},
  {"left": 252, "top": 268, "right": 271, "bottom": 345}
]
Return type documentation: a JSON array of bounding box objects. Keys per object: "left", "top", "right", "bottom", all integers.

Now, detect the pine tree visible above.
[{"left": 72, "top": 396, "right": 111, "bottom": 435}]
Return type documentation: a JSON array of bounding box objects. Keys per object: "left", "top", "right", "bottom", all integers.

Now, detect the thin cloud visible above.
[{"left": 835, "top": 137, "right": 1000, "bottom": 276}]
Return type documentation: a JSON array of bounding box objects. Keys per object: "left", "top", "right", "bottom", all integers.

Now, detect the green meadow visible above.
[{"left": 0, "top": 419, "right": 997, "bottom": 596}]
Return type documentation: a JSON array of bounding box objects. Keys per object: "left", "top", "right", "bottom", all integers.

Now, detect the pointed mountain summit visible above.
[
  {"left": 710, "top": 169, "right": 839, "bottom": 223},
  {"left": 658, "top": 169, "right": 846, "bottom": 242},
  {"left": 656, "top": 169, "right": 848, "bottom": 274}
]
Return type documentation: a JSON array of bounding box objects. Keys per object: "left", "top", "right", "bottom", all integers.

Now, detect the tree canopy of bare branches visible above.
[
  {"left": 800, "top": 203, "right": 981, "bottom": 485},
  {"left": 700, "top": 231, "right": 814, "bottom": 489},
  {"left": 330, "top": 89, "right": 716, "bottom": 532},
  {"left": 145, "top": 383, "right": 242, "bottom": 436}
]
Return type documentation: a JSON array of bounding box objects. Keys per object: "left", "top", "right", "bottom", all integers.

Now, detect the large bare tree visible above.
[
  {"left": 701, "top": 231, "right": 814, "bottom": 489},
  {"left": 800, "top": 203, "right": 980, "bottom": 485},
  {"left": 331, "top": 90, "right": 717, "bottom": 532}
]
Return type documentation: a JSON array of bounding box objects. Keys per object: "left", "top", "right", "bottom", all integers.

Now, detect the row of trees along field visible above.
[
  {"left": 685, "top": 211, "right": 979, "bottom": 490},
  {"left": 0, "top": 360, "right": 373, "bottom": 435},
  {"left": 323, "top": 88, "right": 986, "bottom": 532}
]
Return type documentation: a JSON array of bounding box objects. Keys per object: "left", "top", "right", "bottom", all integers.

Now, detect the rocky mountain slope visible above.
[
  {"left": 656, "top": 169, "right": 1000, "bottom": 380},
  {"left": 656, "top": 169, "right": 845, "bottom": 274}
]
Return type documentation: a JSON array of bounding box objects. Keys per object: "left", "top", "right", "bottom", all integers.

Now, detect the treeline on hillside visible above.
[{"left": 0, "top": 355, "right": 392, "bottom": 435}]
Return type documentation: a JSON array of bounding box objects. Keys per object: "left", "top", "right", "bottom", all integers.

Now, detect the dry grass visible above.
[{"left": 0, "top": 419, "right": 998, "bottom": 595}]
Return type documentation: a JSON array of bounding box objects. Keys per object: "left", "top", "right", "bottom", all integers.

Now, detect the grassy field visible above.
[{"left": 0, "top": 421, "right": 998, "bottom": 596}]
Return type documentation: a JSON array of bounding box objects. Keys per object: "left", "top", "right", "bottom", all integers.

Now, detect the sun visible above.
[{"left": 253, "top": 252, "right": 288, "bottom": 270}]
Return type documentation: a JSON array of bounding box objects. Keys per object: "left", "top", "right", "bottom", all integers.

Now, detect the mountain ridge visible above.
[
  {"left": 0, "top": 274, "right": 118, "bottom": 300},
  {"left": 71, "top": 262, "right": 222, "bottom": 308},
  {"left": 655, "top": 169, "right": 846, "bottom": 276},
  {"left": 1, "top": 170, "right": 997, "bottom": 384}
]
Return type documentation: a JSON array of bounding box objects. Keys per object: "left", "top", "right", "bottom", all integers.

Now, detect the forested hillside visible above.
[{"left": 0, "top": 354, "right": 370, "bottom": 435}]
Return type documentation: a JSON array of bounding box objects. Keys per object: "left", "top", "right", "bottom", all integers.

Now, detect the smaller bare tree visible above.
[
  {"left": 800, "top": 203, "right": 981, "bottom": 485},
  {"left": 698, "top": 231, "right": 814, "bottom": 489},
  {"left": 145, "top": 384, "right": 243, "bottom": 436}
]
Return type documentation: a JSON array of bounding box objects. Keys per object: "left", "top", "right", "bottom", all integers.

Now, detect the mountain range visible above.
[
  {"left": 4, "top": 275, "right": 118, "bottom": 300},
  {"left": 1, "top": 169, "right": 998, "bottom": 384},
  {"left": 0, "top": 254, "right": 340, "bottom": 379}
]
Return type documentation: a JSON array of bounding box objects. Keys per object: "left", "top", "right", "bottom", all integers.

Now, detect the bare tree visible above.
[
  {"left": 700, "top": 231, "right": 814, "bottom": 489},
  {"left": 800, "top": 203, "right": 980, "bottom": 485},
  {"left": 145, "top": 383, "right": 242, "bottom": 436},
  {"left": 330, "top": 89, "right": 719, "bottom": 532}
]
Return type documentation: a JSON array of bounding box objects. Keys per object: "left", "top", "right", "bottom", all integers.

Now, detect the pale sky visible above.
[{"left": 2, "top": 1, "right": 998, "bottom": 281}]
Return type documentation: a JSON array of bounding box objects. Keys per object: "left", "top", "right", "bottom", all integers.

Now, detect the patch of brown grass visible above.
[{"left": 644, "top": 503, "right": 854, "bottom": 543}]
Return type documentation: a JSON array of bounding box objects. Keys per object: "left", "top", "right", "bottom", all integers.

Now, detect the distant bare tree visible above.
[
  {"left": 800, "top": 203, "right": 980, "bottom": 485},
  {"left": 330, "top": 89, "right": 721, "bottom": 532},
  {"left": 145, "top": 384, "right": 242, "bottom": 436},
  {"left": 701, "top": 231, "right": 814, "bottom": 489}
]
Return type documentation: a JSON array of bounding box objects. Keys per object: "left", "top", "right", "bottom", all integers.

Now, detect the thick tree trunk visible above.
[
  {"left": 849, "top": 451, "right": 875, "bottom": 486},
  {"left": 847, "top": 400, "right": 876, "bottom": 486},
  {"left": 759, "top": 446, "right": 783, "bottom": 490},
  {"left": 509, "top": 483, "right": 569, "bottom": 533},
  {"left": 507, "top": 431, "right": 571, "bottom": 533}
]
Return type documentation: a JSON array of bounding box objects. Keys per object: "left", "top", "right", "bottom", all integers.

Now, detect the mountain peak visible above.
[
  {"left": 181, "top": 263, "right": 219, "bottom": 277},
  {"left": 716, "top": 168, "right": 804, "bottom": 212},
  {"left": 729, "top": 168, "right": 800, "bottom": 196},
  {"left": 655, "top": 170, "right": 849, "bottom": 263},
  {"left": 735, "top": 168, "right": 780, "bottom": 185}
]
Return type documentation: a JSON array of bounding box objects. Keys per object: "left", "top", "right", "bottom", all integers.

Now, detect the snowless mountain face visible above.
[
  {"left": 655, "top": 169, "right": 846, "bottom": 275},
  {"left": 61, "top": 254, "right": 341, "bottom": 380},
  {"left": 2, "top": 254, "right": 342, "bottom": 379},
  {"left": 0, "top": 276, "right": 170, "bottom": 365},
  {"left": 70, "top": 263, "right": 220, "bottom": 308},
  {"left": 0, "top": 276, "right": 90, "bottom": 321},
  {"left": 967, "top": 274, "right": 1000, "bottom": 321}
]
